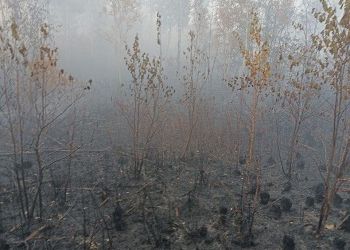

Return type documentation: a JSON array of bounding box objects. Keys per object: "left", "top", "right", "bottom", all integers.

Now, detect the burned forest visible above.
[{"left": 0, "top": 0, "right": 350, "bottom": 249}]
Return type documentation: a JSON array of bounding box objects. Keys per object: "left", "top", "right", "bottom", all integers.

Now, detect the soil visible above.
[{"left": 0, "top": 152, "right": 350, "bottom": 249}]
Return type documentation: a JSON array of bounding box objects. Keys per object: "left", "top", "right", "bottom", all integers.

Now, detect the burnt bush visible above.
[
  {"left": 113, "top": 204, "right": 127, "bottom": 231},
  {"left": 339, "top": 215, "right": 350, "bottom": 232},
  {"left": 282, "top": 182, "right": 292, "bottom": 193},
  {"left": 333, "top": 194, "right": 343, "bottom": 208},
  {"left": 260, "top": 192, "right": 270, "bottom": 205},
  {"left": 267, "top": 156, "right": 276, "bottom": 166},
  {"left": 0, "top": 238, "right": 9, "bottom": 250},
  {"left": 269, "top": 204, "right": 282, "bottom": 220},
  {"left": 239, "top": 156, "right": 246, "bottom": 165},
  {"left": 280, "top": 197, "right": 292, "bottom": 212},
  {"left": 283, "top": 235, "right": 295, "bottom": 250},
  {"left": 305, "top": 197, "right": 315, "bottom": 208},
  {"left": 233, "top": 169, "right": 241, "bottom": 176},
  {"left": 219, "top": 206, "right": 228, "bottom": 225},
  {"left": 334, "top": 237, "right": 346, "bottom": 250}
]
